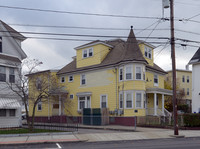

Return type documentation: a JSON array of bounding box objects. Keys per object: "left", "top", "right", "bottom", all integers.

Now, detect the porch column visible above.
[
  {"left": 162, "top": 94, "right": 164, "bottom": 115},
  {"left": 154, "top": 93, "right": 157, "bottom": 115},
  {"left": 59, "top": 95, "right": 61, "bottom": 116}
]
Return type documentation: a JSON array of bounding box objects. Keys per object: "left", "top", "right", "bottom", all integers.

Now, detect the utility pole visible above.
[{"left": 170, "top": 0, "right": 179, "bottom": 135}]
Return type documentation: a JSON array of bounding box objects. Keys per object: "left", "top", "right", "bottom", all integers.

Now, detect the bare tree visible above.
[{"left": 7, "top": 58, "right": 68, "bottom": 131}]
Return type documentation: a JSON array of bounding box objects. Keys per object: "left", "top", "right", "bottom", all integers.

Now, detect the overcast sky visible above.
[{"left": 1, "top": 0, "right": 200, "bottom": 71}]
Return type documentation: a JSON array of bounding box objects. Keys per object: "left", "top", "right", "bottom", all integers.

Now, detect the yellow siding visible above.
[
  {"left": 139, "top": 43, "right": 154, "bottom": 66},
  {"left": 28, "top": 71, "right": 61, "bottom": 117},
  {"left": 166, "top": 70, "right": 192, "bottom": 100},
  {"left": 146, "top": 71, "right": 165, "bottom": 89},
  {"left": 76, "top": 44, "right": 110, "bottom": 68}
]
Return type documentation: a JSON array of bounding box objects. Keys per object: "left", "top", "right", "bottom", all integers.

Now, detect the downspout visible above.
[
  {"left": 48, "top": 73, "right": 50, "bottom": 120},
  {"left": 115, "top": 67, "right": 118, "bottom": 111}
]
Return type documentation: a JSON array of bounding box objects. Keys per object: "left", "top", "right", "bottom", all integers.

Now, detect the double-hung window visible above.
[
  {"left": 187, "top": 88, "right": 189, "bottom": 95},
  {"left": 145, "top": 46, "right": 152, "bottom": 59},
  {"left": 136, "top": 66, "right": 142, "bottom": 80},
  {"left": 182, "top": 75, "right": 185, "bottom": 82},
  {"left": 83, "top": 50, "right": 87, "bottom": 58},
  {"left": 68, "top": 75, "right": 73, "bottom": 82},
  {"left": 0, "top": 109, "right": 6, "bottom": 116},
  {"left": 9, "top": 109, "right": 15, "bottom": 116},
  {"left": 9, "top": 68, "right": 15, "bottom": 83},
  {"left": 0, "top": 66, "right": 6, "bottom": 82},
  {"left": 78, "top": 96, "right": 90, "bottom": 110},
  {"left": 136, "top": 93, "right": 142, "bottom": 108},
  {"left": 81, "top": 74, "right": 86, "bottom": 85},
  {"left": 101, "top": 95, "right": 107, "bottom": 108},
  {"left": 154, "top": 74, "right": 158, "bottom": 86},
  {"left": 125, "top": 65, "right": 132, "bottom": 80},
  {"left": 187, "top": 76, "right": 189, "bottom": 83},
  {"left": 119, "top": 93, "right": 123, "bottom": 109},
  {"left": 125, "top": 92, "right": 133, "bottom": 108},
  {"left": 89, "top": 48, "right": 93, "bottom": 57},
  {"left": 82, "top": 48, "right": 93, "bottom": 58},
  {"left": 37, "top": 100, "right": 42, "bottom": 111},
  {"left": 119, "top": 67, "right": 123, "bottom": 81},
  {"left": 61, "top": 76, "right": 65, "bottom": 83}
]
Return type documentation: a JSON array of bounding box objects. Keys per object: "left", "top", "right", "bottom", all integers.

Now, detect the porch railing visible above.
[{"left": 146, "top": 108, "right": 164, "bottom": 116}]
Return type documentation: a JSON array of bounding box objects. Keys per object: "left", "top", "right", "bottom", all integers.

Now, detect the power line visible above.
[
  {"left": 0, "top": 30, "right": 170, "bottom": 40},
  {"left": 144, "top": 20, "right": 162, "bottom": 41},
  {"left": 0, "top": 5, "right": 161, "bottom": 20},
  {"left": 8, "top": 23, "right": 170, "bottom": 31}
]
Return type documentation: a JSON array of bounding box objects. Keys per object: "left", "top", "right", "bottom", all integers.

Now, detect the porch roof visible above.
[
  {"left": 76, "top": 92, "right": 92, "bottom": 96},
  {"left": 0, "top": 98, "right": 21, "bottom": 109},
  {"left": 146, "top": 88, "right": 172, "bottom": 95}
]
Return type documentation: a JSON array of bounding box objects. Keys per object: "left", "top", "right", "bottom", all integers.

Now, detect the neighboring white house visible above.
[
  {"left": 0, "top": 20, "right": 27, "bottom": 127},
  {"left": 188, "top": 47, "right": 200, "bottom": 113}
]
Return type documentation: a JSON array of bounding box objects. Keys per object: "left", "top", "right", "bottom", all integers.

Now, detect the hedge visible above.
[{"left": 183, "top": 114, "right": 200, "bottom": 127}]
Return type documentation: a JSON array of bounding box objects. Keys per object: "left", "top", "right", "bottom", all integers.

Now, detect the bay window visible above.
[{"left": 125, "top": 65, "right": 132, "bottom": 80}]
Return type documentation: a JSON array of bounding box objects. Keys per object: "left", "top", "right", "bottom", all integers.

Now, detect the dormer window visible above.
[
  {"left": 144, "top": 46, "right": 152, "bottom": 59},
  {"left": 82, "top": 48, "right": 93, "bottom": 58},
  {"left": 89, "top": 48, "right": 93, "bottom": 57},
  {"left": 0, "top": 37, "right": 2, "bottom": 53},
  {"left": 83, "top": 50, "right": 87, "bottom": 58}
]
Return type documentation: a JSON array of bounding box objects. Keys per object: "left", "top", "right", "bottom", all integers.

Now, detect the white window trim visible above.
[
  {"left": 144, "top": 46, "right": 152, "bottom": 59},
  {"left": 125, "top": 65, "right": 133, "bottom": 80},
  {"left": 70, "top": 94, "right": 74, "bottom": 99},
  {"left": 119, "top": 67, "right": 123, "bottom": 81},
  {"left": 80, "top": 74, "right": 86, "bottom": 85},
  {"left": 77, "top": 96, "right": 91, "bottom": 110},
  {"left": 135, "top": 65, "right": 142, "bottom": 80},
  {"left": 119, "top": 92, "right": 124, "bottom": 109},
  {"left": 154, "top": 74, "right": 159, "bottom": 86},
  {"left": 68, "top": 75, "right": 74, "bottom": 82},
  {"left": 125, "top": 91, "right": 133, "bottom": 109},
  {"left": 37, "top": 101, "right": 42, "bottom": 111},
  {"left": 61, "top": 76, "right": 65, "bottom": 83},
  {"left": 135, "top": 92, "right": 143, "bottom": 109},
  {"left": 100, "top": 94, "right": 108, "bottom": 108},
  {"left": 82, "top": 47, "right": 93, "bottom": 58},
  {"left": 187, "top": 88, "right": 189, "bottom": 96}
]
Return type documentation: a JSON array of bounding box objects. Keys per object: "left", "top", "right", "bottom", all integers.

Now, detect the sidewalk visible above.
[{"left": 1, "top": 125, "right": 200, "bottom": 145}]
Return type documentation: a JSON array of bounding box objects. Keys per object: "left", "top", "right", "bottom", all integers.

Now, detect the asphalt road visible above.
[{"left": 1, "top": 137, "right": 200, "bottom": 149}]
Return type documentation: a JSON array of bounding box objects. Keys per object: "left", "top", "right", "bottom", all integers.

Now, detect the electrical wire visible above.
[
  {"left": 145, "top": 20, "right": 162, "bottom": 42},
  {"left": 0, "top": 5, "right": 161, "bottom": 20}
]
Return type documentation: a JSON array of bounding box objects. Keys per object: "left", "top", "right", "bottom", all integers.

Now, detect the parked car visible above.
[{"left": 21, "top": 113, "right": 27, "bottom": 120}]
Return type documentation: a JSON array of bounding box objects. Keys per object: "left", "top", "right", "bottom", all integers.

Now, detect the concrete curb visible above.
[
  {"left": 78, "top": 126, "right": 136, "bottom": 132},
  {"left": 0, "top": 132, "right": 73, "bottom": 138},
  {"left": 0, "top": 138, "right": 87, "bottom": 145}
]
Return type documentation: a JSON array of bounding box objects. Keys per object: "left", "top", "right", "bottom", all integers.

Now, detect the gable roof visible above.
[
  {"left": 188, "top": 47, "right": 200, "bottom": 65},
  {"left": 0, "top": 20, "right": 27, "bottom": 60},
  {"left": 57, "top": 28, "right": 166, "bottom": 75},
  {"left": 0, "top": 20, "right": 26, "bottom": 41}
]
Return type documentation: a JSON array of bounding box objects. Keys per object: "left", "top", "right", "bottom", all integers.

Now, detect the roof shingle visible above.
[{"left": 57, "top": 28, "right": 166, "bottom": 75}]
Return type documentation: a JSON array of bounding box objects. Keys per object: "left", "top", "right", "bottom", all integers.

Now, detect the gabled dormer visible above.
[
  {"left": 138, "top": 40, "right": 155, "bottom": 66},
  {"left": 74, "top": 40, "right": 113, "bottom": 68}
]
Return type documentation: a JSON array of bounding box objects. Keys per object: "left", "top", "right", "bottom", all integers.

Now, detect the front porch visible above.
[{"left": 146, "top": 88, "right": 172, "bottom": 117}]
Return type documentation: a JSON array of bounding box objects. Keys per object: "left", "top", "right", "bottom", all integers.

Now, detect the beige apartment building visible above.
[{"left": 166, "top": 68, "right": 192, "bottom": 107}]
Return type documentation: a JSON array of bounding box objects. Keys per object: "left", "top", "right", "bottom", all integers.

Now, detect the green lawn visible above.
[{"left": 0, "top": 128, "right": 62, "bottom": 134}]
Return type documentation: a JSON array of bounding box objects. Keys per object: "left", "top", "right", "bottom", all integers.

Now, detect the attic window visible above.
[
  {"left": 0, "top": 37, "right": 2, "bottom": 53},
  {"left": 82, "top": 48, "right": 93, "bottom": 58},
  {"left": 144, "top": 46, "right": 152, "bottom": 59}
]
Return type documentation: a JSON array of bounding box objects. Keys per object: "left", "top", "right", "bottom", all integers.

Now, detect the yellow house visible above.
[
  {"left": 27, "top": 70, "right": 68, "bottom": 122},
  {"left": 29, "top": 27, "right": 172, "bottom": 125},
  {"left": 165, "top": 68, "right": 192, "bottom": 106}
]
